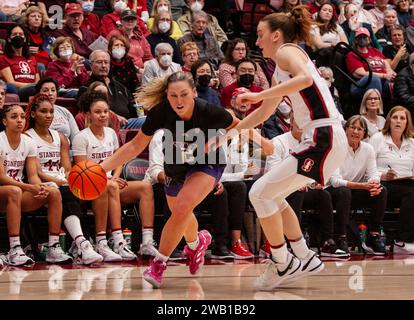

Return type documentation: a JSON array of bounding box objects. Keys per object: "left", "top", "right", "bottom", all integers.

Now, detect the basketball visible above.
[{"left": 68, "top": 160, "right": 107, "bottom": 200}]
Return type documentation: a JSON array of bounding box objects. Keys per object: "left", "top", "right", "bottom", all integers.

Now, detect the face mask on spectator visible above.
[
  {"left": 197, "top": 74, "right": 211, "bottom": 87},
  {"left": 190, "top": 1, "right": 203, "bottom": 12},
  {"left": 158, "top": 21, "right": 171, "bottom": 33},
  {"left": 60, "top": 49, "right": 73, "bottom": 59},
  {"left": 10, "top": 36, "right": 25, "bottom": 48},
  {"left": 114, "top": 1, "right": 127, "bottom": 13},
  {"left": 238, "top": 74, "right": 254, "bottom": 87},
  {"left": 112, "top": 47, "right": 126, "bottom": 60},
  {"left": 82, "top": 2, "right": 94, "bottom": 13},
  {"left": 352, "top": 0, "right": 363, "bottom": 8},
  {"left": 157, "top": 4, "right": 169, "bottom": 13},
  {"left": 278, "top": 102, "right": 291, "bottom": 116},
  {"left": 325, "top": 79, "right": 332, "bottom": 88},
  {"left": 159, "top": 54, "right": 172, "bottom": 67},
  {"left": 357, "top": 37, "right": 370, "bottom": 47}
]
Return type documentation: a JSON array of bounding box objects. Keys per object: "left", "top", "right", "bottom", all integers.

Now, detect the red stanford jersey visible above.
[{"left": 0, "top": 55, "right": 38, "bottom": 83}]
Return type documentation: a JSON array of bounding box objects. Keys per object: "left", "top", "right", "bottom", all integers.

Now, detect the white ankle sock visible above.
[
  {"left": 187, "top": 238, "right": 199, "bottom": 251},
  {"left": 9, "top": 236, "right": 21, "bottom": 248},
  {"left": 270, "top": 243, "right": 288, "bottom": 264},
  {"left": 48, "top": 234, "right": 59, "bottom": 247},
  {"left": 96, "top": 232, "right": 107, "bottom": 244},
  {"left": 155, "top": 251, "right": 169, "bottom": 262},
  {"left": 75, "top": 235, "right": 87, "bottom": 248},
  {"left": 112, "top": 229, "right": 124, "bottom": 246},
  {"left": 142, "top": 228, "right": 154, "bottom": 244},
  {"left": 290, "top": 236, "right": 309, "bottom": 259}
]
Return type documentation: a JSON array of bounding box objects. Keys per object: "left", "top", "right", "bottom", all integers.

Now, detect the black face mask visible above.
[
  {"left": 197, "top": 74, "right": 211, "bottom": 87},
  {"left": 239, "top": 74, "right": 254, "bottom": 87},
  {"left": 10, "top": 36, "right": 25, "bottom": 49},
  {"left": 357, "top": 37, "right": 370, "bottom": 47}
]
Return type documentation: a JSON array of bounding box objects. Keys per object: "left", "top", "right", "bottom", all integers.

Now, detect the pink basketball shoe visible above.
[
  {"left": 143, "top": 259, "right": 167, "bottom": 288},
  {"left": 184, "top": 230, "right": 212, "bottom": 275}
]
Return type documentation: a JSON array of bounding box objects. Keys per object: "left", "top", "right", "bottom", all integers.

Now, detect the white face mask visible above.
[
  {"left": 112, "top": 47, "right": 126, "bottom": 60},
  {"left": 157, "top": 4, "right": 169, "bottom": 13},
  {"left": 159, "top": 54, "right": 172, "bottom": 67},
  {"left": 190, "top": 1, "right": 203, "bottom": 12},
  {"left": 352, "top": 0, "right": 363, "bottom": 8},
  {"left": 114, "top": 1, "right": 127, "bottom": 13},
  {"left": 60, "top": 49, "right": 73, "bottom": 59},
  {"left": 325, "top": 79, "right": 332, "bottom": 88},
  {"left": 278, "top": 102, "right": 291, "bottom": 116},
  {"left": 158, "top": 21, "right": 171, "bottom": 33}
]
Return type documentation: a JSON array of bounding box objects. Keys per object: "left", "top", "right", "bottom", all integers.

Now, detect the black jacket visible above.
[
  {"left": 78, "top": 75, "right": 136, "bottom": 119},
  {"left": 394, "top": 66, "right": 414, "bottom": 112}
]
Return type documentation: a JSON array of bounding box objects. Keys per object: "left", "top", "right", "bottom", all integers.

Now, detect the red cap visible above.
[
  {"left": 65, "top": 3, "right": 83, "bottom": 15},
  {"left": 355, "top": 27, "right": 370, "bottom": 38}
]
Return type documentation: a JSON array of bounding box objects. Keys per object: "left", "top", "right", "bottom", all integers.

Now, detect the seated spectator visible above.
[
  {"left": 146, "top": 11, "right": 182, "bottom": 64},
  {"left": 177, "top": 0, "right": 227, "bottom": 47},
  {"left": 180, "top": 41, "right": 199, "bottom": 73},
  {"left": 360, "top": 89, "right": 386, "bottom": 138},
  {"left": 265, "top": 114, "right": 349, "bottom": 259},
  {"left": 146, "top": 0, "right": 183, "bottom": 41},
  {"left": 281, "top": 0, "right": 301, "bottom": 14},
  {"left": 0, "top": 24, "right": 39, "bottom": 102},
  {"left": 191, "top": 59, "right": 220, "bottom": 106},
  {"left": 221, "top": 58, "right": 263, "bottom": 114},
  {"left": 108, "top": 34, "right": 140, "bottom": 92},
  {"left": 394, "top": 52, "right": 414, "bottom": 113},
  {"left": 369, "top": 106, "right": 414, "bottom": 254},
  {"left": 35, "top": 77, "right": 80, "bottom": 142},
  {"left": 102, "top": 0, "right": 149, "bottom": 38},
  {"left": 346, "top": 27, "right": 395, "bottom": 98},
  {"left": 52, "top": 3, "right": 97, "bottom": 60},
  {"left": 218, "top": 38, "right": 269, "bottom": 89},
  {"left": 0, "top": 104, "right": 72, "bottom": 265},
  {"left": 369, "top": 0, "right": 390, "bottom": 31},
  {"left": 341, "top": 3, "right": 381, "bottom": 49},
  {"left": 22, "top": 5, "right": 51, "bottom": 71},
  {"left": 45, "top": 36, "right": 89, "bottom": 98},
  {"left": 329, "top": 115, "right": 387, "bottom": 255},
  {"left": 0, "top": 80, "right": 5, "bottom": 109},
  {"left": 395, "top": 0, "right": 411, "bottom": 28},
  {"left": 25, "top": 93, "right": 103, "bottom": 265},
  {"left": 262, "top": 101, "right": 292, "bottom": 139},
  {"left": 383, "top": 25, "right": 410, "bottom": 73},
  {"left": 177, "top": 10, "right": 224, "bottom": 69},
  {"left": 319, "top": 66, "right": 343, "bottom": 115},
  {"left": 311, "top": 3, "right": 348, "bottom": 67},
  {"left": 75, "top": 81, "right": 121, "bottom": 135},
  {"left": 72, "top": 92, "right": 140, "bottom": 262},
  {"left": 375, "top": 8, "right": 399, "bottom": 47},
  {"left": 142, "top": 42, "right": 181, "bottom": 85},
  {"left": 108, "top": 9, "right": 153, "bottom": 73},
  {"left": 339, "top": 0, "right": 378, "bottom": 32},
  {"left": 0, "top": 0, "right": 29, "bottom": 22},
  {"left": 77, "top": 0, "right": 101, "bottom": 38},
  {"left": 79, "top": 50, "right": 144, "bottom": 129},
  {"left": 128, "top": 0, "right": 149, "bottom": 22}
]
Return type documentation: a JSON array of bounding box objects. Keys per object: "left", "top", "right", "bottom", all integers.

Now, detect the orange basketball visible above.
[{"left": 68, "top": 160, "right": 107, "bottom": 200}]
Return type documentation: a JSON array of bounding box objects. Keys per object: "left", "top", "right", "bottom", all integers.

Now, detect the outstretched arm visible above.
[{"left": 101, "top": 131, "right": 153, "bottom": 173}]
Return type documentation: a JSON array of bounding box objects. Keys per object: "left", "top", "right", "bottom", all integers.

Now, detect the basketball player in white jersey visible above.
[
  {"left": 72, "top": 92, "right": 156, "bottom": 261},
  {"left": 208, "top": 6, "right": 348, "bottom": 290},
  {"left": 0, "top": 104, "right": 72, "bottom": 265},
  {"left": 25, "top": 94, "right": 103, "bottom": 265}
]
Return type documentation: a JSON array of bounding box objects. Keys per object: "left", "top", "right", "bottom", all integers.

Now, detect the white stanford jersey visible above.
[
  {"left": 0, "top": 131, "right": 36, "bottom": 182},
  {"left": 274, "top": 44, "right": 342, "bottom": 130},
  {"left": 26, "top": 128, "right": 62, "bottom": 178},
  {"left": 72, "top": 127, "right": 119, "bottom": 177}
]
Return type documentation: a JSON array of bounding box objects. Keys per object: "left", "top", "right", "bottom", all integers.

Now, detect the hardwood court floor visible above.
[{"left": 1, "top": 255, "right": 413, "bottom": 300}]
